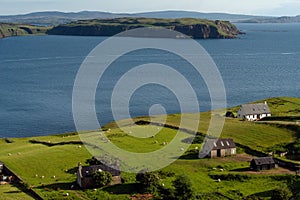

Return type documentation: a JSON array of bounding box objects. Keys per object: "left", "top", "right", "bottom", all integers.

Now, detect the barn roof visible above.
[
  {"left": 204, "top": 138, "right": 236, "bottom": 150},
  {"left": 240, "top": 103, "right": 271, "bottom": 115},
  {"left": 252, "top": 157, "right": 275, "bottom": 165},
  {"left": 81, "top": 164, "right": 120, "bottom": 177}
]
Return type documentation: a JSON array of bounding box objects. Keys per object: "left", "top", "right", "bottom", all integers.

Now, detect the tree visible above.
[
  {"left": 271, "top": 188, "right": 292, "bottom": 200},
  {"left": 136, "top": 170, "right": 160, "bottom": 193},
  {"left": 92, "top": 171, "right": 112, "bottom": 188},
  {"left": 172, "top": 174, "right": 194, "bottom": 200}
]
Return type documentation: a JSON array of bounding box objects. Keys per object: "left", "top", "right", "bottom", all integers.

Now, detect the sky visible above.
[{"left": 1, "top": 0, "right": 300, "bottom": 16}]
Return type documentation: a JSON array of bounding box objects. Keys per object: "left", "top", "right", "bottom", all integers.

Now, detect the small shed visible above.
[
  {"left": 250, "top": 157, "right": 276, "bottom": 171},
  {"left": 199, "top": 138, "right": 236, "bottom": 158}
]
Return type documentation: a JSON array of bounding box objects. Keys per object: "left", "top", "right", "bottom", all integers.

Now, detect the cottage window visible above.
[
  {"left": 213, "top": 142, "right": 217, "bottom": 147},
  {"left": 221, "top": 141, "right": 224, "bottom": 146},
  {"left": 226, "top": 141, "right": 230, "bottom": 146}
]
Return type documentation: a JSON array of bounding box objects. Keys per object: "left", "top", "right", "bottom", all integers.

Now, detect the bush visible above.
[
  {"left": 92, "top": 171, "right": 113, "bottom": 188},
  {"left": 157, "top": 170, "right": 175, "bottom": 179},
  {"left": 271, "top": 188, "right": 292, "bottom": 200},
  {"left": 173, "top": 174, "right": 194, "bottom": 200},
  {"left": 136, "top": 170, "right": 160, "bottom": 193}
]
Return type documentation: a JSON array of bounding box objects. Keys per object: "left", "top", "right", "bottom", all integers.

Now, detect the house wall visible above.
[
  {"left": 238, "top": 108, "right": 271, "bottom": 121},
  {"left": 220, "top": 149, "right": 226, "bottom": 157},
  {"left": 209, "top": 148, "right": 236, "bottom": 158},
  {"left": 245, "top": 114, "right": 270, "bottom": 121},
  {"left": 250, "top": 163, "right": 276, "bottom": 171},
  {"left": 231, "top": 148, "right": 236, "bottom": 155},
  {"left": 210, "top": 150, "right": 217, "bottom": 158},
  {"left": 0, "top": 164, "right": 3, "bottom": 174},
  {"left": 225, "top": 148, "right": 236, "bottom": 156}
]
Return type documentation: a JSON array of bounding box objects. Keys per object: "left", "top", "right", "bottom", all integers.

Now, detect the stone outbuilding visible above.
[
  {"left": 250, "top": 157, "right": 276, "bottom": 171},
  {"left": 199, "top": 138, "right": 236, "bottom": 158},
  {"left": 77, "top": 162, "right": 121, "bottom": 189}
]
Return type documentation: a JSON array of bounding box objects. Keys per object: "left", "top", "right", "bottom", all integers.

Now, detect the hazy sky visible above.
[{"left": 1, "top": 0, "right": 300, "bottom": 16}]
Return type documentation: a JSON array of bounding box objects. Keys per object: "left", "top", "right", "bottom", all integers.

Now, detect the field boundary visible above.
[{"left": 4, "top": 164, "right": 44, "bottom": 200}]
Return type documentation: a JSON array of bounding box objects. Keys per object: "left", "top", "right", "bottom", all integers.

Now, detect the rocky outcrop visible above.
[{"left": 47, "top": 18, "right": 241, "bottom": 39}]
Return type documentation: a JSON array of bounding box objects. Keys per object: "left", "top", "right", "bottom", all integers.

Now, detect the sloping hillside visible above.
[{"left": 0, "top": 23, "right": 49, "bottom": 38}]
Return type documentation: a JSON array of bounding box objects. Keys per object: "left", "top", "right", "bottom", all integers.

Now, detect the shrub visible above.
[
  {"left": 173, "top": 174, "right": 194, "bottom": 200},
  {"left": 136, "top": 170, "right": 160, "bottom": 193},
  {"left": 157, "top": 170, "right": 175, "bottom": 179},
  {"left": 271, "top": 188, "right": 292, "bottom": 200},
  {"left": 92, "top": 171, "right": 113, "bottom": 188}
]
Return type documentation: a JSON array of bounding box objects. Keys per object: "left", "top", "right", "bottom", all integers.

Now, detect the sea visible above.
[{"left": 0, "top": 23, "right": 299, "bottom": 138}]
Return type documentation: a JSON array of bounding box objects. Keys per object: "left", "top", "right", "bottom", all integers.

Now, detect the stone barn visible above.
[
  {"left": 250, "top": 157, "right": 276, "bottom": 171},
  {"left": 199, "top": 138, "right": 236, "bottom": 158},
  {"left": 77, "top": 162, "right": 121, "bottom": 189}
]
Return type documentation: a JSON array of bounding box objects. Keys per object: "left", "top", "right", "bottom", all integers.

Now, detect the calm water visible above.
[{"left": 0, "top": 23, "right": 299, "bottom": 138}]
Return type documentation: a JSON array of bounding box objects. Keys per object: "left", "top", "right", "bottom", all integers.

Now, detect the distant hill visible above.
[
  {"left": 136, "top": 11, "right": 265, "bottom": 21},
  {"left": 0, "top": 10, "right": 269, "bottom": 26},
  {"left": 0, "top": 11, "right": 134, "bottom": 26},
  {"left": 239, "top": 15, "right": 300, "bottom": 23},
  {"left": 47, "top": 17, "right": 241, "bottom": 39}
]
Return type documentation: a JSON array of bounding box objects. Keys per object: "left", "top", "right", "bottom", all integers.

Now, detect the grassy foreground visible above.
[{"left": 0, "top": 96, "right": 299, "bottom": 199}]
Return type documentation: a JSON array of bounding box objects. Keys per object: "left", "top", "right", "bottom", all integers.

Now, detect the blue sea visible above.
[{"left": 0, "top": 23, "right": 299, "bottom": 138}]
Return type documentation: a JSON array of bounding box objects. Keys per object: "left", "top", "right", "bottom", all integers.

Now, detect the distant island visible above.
[
  {"left": 47, "top": 17, "right": 241, "bottom": 39},
  {"left": 0, "top": 11, "right": 268, "bottom": 26}
]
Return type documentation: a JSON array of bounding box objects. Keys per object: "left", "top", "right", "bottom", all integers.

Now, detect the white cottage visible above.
[{"left": 237, "top": 102, "right": 271, "bottom": 121}]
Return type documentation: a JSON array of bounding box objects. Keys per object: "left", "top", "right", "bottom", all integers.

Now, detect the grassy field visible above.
[
  {"left": 0, "top": 184, "right": 33, "bottom": 200},
  {"left": 0, "top": 97, "right": 299, "bottom": 199}
]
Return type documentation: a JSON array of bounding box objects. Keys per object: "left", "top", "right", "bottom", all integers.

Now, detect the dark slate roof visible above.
[
  {"left": 240, "top": 103, "right": 271, "bottom": 115},
  {"left": 252, "top": 157, "right": 275, "bottom": 165},
  {"left": 204, "top": 138, "right": 236, "bottom": 150},
  {"left": 81, "top": 164, "right": 120, "bottom": 177}
]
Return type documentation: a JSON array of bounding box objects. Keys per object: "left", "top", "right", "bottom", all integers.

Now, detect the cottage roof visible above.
[
  {"left": 204, "top": 138, "right": 236, "bottom": 150},
  {"left": 252, "top": 157, "right": 275, "bottom": 165},
  {"left": 81, "top": 164, "right": 120, "bottom": 177},
  {"left": 239, "top": 103, "right": 271, "bottom": 115}
]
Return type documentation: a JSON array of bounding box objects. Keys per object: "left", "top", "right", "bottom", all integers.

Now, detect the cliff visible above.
[
  {"left": 0, "top": 23, "right": 49, "bottom": 38},
  {"left": 47, "top": 18, "right": 241, "bottom": 39}
]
